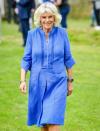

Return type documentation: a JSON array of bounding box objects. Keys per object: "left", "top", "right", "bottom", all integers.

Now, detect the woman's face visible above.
[{"left": 40, "top": 12, "right": 55, "bottom": 31}]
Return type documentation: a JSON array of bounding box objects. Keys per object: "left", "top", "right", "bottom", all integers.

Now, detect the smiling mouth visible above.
[{"left": 45, "top": 23, "right": 52, "bottom": 25}]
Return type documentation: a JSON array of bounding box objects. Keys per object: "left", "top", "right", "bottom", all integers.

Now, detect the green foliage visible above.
[
  {"left": 0, "top": 20, "right": 100, "bottom": 131},
  {"left": 69, "top": 0, "right": 92, "bottom": 19}
]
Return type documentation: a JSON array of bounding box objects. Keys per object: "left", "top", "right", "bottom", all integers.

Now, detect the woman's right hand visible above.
[{"left": 19, "top": 82, "right": 27, "bottom": 93}]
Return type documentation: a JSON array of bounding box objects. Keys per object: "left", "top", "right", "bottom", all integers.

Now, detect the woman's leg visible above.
[
  {"left": 41, "top": 125, "right": 48, "bottom": 131},
  {"left": 47, "top": 124, "right": 60, "bottom": 131}
]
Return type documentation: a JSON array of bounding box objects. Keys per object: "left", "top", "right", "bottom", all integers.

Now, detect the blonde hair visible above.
[{"left": 34, "top": 2, "right": 62, "bottom": 27}]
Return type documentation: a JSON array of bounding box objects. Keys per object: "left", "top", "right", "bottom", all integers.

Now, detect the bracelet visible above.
[
  {"left": 67, "top": 77, "right": 74, "bottom": 83},
  {"left": 20, "top": 80, "right": 26, "bottom": 84}
]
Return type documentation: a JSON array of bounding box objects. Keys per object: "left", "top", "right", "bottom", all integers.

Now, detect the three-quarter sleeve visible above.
[
  {"left": 63, "top": 30, "right": 75, "bottom": 69},
  {"left": 21, "top": 31, "right": 32, "bottom": 71}
]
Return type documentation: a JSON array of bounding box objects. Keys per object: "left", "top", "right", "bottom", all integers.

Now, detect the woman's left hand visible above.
[{"left": 67, "top": 82, "right": 73, "bottom": 96}]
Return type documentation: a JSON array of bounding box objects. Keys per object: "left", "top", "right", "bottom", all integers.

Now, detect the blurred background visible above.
[{"left": 1, "top": 0, "right": 92, "bottom": 19}]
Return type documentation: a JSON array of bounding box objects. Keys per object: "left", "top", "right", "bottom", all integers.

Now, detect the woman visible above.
[{"left": 20, "top": 2, "right": 75, "bottom": 131}]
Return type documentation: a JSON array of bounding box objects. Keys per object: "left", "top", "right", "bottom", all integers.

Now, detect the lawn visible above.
[{"left": 0, "top": 19, "right": 100, "bottom": 131}]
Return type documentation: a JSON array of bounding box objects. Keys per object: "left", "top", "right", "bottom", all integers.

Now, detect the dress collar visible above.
[{"left": 38, "top": 26, "right": 57, "bottom": 36}]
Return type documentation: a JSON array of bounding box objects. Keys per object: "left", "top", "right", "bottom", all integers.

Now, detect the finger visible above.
[
  {"left": 67, "top": 90, "right": 72, "bottom": 96},
  {"left": 19, "top": 86, "right": 23, "bottom": 92},
  {"left": 23, "top": 89, "right": 26, "bottom": 93},
  {"left": 22, "top": 87, "right": 26, "bottom": 93},
  {"left": 19, "top": 84, "right": 26, "bottom": 93},
  {"left": 20, "top": 86, "right": 24, "bottom": 93},
  {"left": 19, "top": 85, "right": 23, "bottom": 90}
]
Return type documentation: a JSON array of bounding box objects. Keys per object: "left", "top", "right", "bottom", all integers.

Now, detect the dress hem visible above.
[{"left": 27, "top": 122, "right": 64, "bottom": 127}]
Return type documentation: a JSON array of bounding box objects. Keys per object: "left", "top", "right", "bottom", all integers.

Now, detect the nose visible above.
[{"left": 45, "top": 17, "right": 49, "bottom": 22}]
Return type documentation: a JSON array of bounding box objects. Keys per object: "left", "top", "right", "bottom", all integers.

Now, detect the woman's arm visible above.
[
  {"left": 20, "top": 68, "right": 27, "bottom": 82},
  {"left": 67, "top": 68, "right": 74, "bottom": 96},
  {"left": 19, "top": 68, "right": 27, "bottom": 93},
  {"left": 19, "top": 31, "right": 32, "bottom": 93},
  {"left": 63, "top": 29, "right": 75, "bottom": 96}
]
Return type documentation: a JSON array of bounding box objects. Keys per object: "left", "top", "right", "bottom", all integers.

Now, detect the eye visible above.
[
  {"left": 48, "top": 16, "right": 53, "bottom": 18},
  {"left": 42, "top": 16, "right": 46, "bottom": 19}
]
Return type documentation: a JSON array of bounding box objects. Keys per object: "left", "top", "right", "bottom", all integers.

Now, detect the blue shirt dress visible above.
[{"left": 21, "top": 26, "right": 75, "bottom": 127}]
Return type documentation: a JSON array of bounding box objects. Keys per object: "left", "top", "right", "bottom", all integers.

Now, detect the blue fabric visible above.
[
  {"left": 43, "top": 0, "right": 54, "bottom": 3},
  {"left": 20, "top": 19, "right": 30, "bottom": 46},
  {"left": 57, "top": 0, "right": 71, "bottom": 28},
  {"left": 18, "top": 0, "right": 35, "bottom": 19},
  {"left": 43, "top": 0, "right": 51, "bottom": 2},
  {"left": 21, "top": 27, "right": 75, "bottom": 127},
  {"left": 17, "top": 0, "right": 35, "bottom": 46},
  {"left": 59, "top": 5, "right": 70, "bottom": 28}
]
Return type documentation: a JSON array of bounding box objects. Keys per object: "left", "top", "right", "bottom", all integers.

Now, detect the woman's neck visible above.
[
  {"left": 43, "top": 28, "right": 52, "bottom": 39},
  {"left": 43, "top": 28, "right": 51, "bottom": 34}
]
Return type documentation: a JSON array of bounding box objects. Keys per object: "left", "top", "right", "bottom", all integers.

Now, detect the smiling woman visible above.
[
  {"left": 40, "top": 12, "right": 55, "bottom": 39},
  {"left": 40, "top": 13, "right": 55, "bottom": 30},
  {"left": 19, "top": 2, "right": 75, "bottom": 131}
]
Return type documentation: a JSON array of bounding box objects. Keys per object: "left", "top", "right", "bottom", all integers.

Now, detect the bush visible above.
[{"left": 69, "top": 0, "right": 92, "bottom": 19}]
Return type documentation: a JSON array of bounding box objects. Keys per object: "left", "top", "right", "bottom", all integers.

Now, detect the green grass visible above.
[{"left": 0, "top": 19, "right": 100, "bottom": 131}]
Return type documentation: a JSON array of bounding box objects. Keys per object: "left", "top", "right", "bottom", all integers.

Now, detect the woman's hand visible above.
[
  {"left": 67, "top": 82, "right": 73, "bottom": 96},
  {"left": 20, "top": 69, "right": 27, "bottom": 93},
  {"left": 19, "top": 82, "right": 27, "bottom": 93}
]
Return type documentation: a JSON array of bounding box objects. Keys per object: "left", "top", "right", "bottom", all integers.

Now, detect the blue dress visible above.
[{"left": 21, "top": 27, "right": 75, "bottom": 127}]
